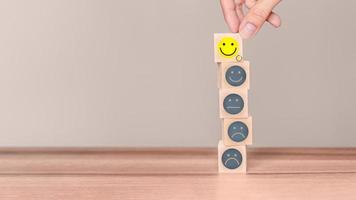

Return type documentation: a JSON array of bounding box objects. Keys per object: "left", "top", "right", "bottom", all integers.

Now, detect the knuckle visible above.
[{"left": 252, "top": 7, "right": 269, "bottom": 21}]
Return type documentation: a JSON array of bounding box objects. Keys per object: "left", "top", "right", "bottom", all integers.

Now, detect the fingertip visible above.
[
  {"left": 229, "top": 23, "right": 239, "bottom": 33},
  {"left": 273, "top": 21, "right": 281, "bottom": 28},
  {"left": 225, "top": 15, "right": 240, "bottom": 33},
  {"left": 220, "top": 0, "right": 240, "bottom": 33},
  {"left": 268, "top": 13, "right": 282, "bottom": 28}
]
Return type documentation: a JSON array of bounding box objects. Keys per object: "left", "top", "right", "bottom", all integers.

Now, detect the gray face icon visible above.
[
  {"left": 223, "top": 94, "right": 244, "bottom": 115},
  {"left": 228, "top": 121, "right": 249, "bottom": 142},
  {"left": 225, "top": 65, "right": 246, "bottom": 87},
  {"left": 221, "top": 148, "right": 242, "bottom": 169}
]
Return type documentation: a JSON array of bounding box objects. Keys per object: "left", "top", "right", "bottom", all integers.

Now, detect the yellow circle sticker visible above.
[{"left": 217, "top": 37, "right": 240, "bottom": 58}]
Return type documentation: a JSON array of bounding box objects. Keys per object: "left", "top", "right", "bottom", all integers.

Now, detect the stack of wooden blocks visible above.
[{"left": 214, "top": 33, "right": 252, "bottom": 173}]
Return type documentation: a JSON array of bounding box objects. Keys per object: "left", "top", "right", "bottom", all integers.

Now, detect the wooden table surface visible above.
[{"left": 0, "top": 147, "right": 355, "bottom": 199}]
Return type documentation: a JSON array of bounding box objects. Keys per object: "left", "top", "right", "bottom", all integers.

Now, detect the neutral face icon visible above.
[
  {"left": 221, "top": 148, "right": 243, "bottom": 169},
  {"left": 228, "top": 121, "right": 249, "bottom": 142},
  {"left": 225, "top": 65, "right": 246, "bottom": 87},
  {"left": 223, "top": 94, "right": 244, "bottom": 115},
  {"left": 217, "top": 37, "right": 240, "bottom": 58}
]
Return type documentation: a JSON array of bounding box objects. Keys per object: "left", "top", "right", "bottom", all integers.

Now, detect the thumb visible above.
[{"left": 239, "top": 0, "right": 281, "bottom": 39}]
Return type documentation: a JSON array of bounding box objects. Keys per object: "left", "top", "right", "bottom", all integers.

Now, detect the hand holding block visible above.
[
  {"left": 218, "top": 61, "right": 250, "bottom": 90},
  {"left": 214, "top": 33, "right": 243, "bottom": 63},
  {"left": 219, "top": 89, "right": 248, "bottom": 118},
  {"left": 218, "top": 140, "right": 246, "bottom": 173},
  {"left": 222, "top": 117, "right": 253, "bottom": 146}
]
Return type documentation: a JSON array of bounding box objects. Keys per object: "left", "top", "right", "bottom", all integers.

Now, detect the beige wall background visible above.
[{"left": 0, "top": 0, "right": 355, "bottom": 147}]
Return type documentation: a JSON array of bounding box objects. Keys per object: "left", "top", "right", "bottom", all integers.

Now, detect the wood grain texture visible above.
[
  {"left": 249, "top": 148, "right": 356, "bottom": 174},
  {"left": 0, "top": 147, "right": 355, "bottom": 174},
  {"left": 0, "top": 173, "right": 355, "bottom": 200},
  {"left": 0, "top": 148, "right": 355, "bottom": 199}
]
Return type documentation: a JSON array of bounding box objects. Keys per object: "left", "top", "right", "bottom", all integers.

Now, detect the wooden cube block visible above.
[
  {"left": 222, "top": 117, "right": 253, "bottom": 146},
  {"left": 218, "top": 61, "right": 250, "bottom": 90},
  {"left": 214, "top": 33, "right": 243, "bottom": 63},
  {"left": 219, "top": 89, "right": 248, "bottom": 118},
  {"left": 218, "top": 140, "right": 246, "bottom": 173}
]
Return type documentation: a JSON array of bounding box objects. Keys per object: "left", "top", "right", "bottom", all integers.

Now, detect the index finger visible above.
[{"left": 220, "top": 0, "right": 242, "bottom": 33}]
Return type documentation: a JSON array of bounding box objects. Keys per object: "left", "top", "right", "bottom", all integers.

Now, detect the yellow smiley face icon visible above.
[{"left": 217, "top": 37, "right": 240, "bottom": 58}]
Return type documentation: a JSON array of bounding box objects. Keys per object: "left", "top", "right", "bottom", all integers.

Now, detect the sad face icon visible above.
[
  {"left": 221, "top": 148, "right": 243, "bottom": 169},
  {"left": 228, "top": 121, "right": 249, "bottom": 142}
]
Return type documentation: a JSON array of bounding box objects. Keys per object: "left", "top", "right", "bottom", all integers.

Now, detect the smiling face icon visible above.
[
  {"left": 225, "top": 65, "right": 246, "bottom": 87},
  {"left": 228, "top": 121, "right": 249, "bottom": 142},
  {"left": 223, "top": 94, "right": 244, "bottom": 115},
  {"left": 217, "top": 37, "right": 240, "bottom": 58},
  {"left": 221, "top": 148, "right": 242, "bottom": 169}
]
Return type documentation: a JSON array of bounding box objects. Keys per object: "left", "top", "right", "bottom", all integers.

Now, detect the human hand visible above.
[{"left": 220, "top": 0, "right": 282, "bottom": 39}]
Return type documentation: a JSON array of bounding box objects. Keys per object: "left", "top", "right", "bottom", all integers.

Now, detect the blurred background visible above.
[{"left": 0, "top": 0, "right": 355, "bottom": 147}]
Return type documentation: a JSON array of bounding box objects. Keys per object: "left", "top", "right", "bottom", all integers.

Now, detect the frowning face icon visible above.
[
  {"left": 228, "top": 121, "right": 249, "bottom": 142},
  {"left": 221, "top": 148, "right": 242, "bottom": 169}
]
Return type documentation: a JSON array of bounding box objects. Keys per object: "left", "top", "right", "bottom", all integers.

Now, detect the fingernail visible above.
[{"left": 240, "top": 22, "right": 257, "bottom": 39}]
